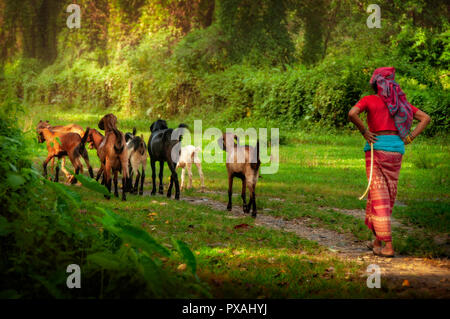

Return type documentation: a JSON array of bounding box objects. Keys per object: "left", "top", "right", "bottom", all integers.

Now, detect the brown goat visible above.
[
  {"left": 218, "top": 133, "right": 261, "bottom": 217},
  {"left": 37, "top": 120, "right": 85, "bottom": 178},
  {"left": 86, "top": 128, "right": 106, "bottom": 182},
  {"left": 97, "top": 114, "right": 128, "bottom": 200},
  {"left": 37, "top": 125, "right": 93, "bottom": 184}
]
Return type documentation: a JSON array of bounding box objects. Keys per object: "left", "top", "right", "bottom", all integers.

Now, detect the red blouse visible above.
[{"left": 354, "top": 95, "right": 418, "bottom": 132}]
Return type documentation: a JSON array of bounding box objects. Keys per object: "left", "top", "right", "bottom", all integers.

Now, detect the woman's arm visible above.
[
  {"left": 404, "top": 110, "right": 431, "bottom": 144},
  {"left": 348, "top": 106, "right": 378, "bottom": 144}
]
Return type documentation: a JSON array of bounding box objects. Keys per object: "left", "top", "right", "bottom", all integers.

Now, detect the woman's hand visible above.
[
  {"left": 403, "top": 134, "right": 414, "bottom": 145},
  {"left": 362, "top": 129, "right": 378, "bottom": 144}
]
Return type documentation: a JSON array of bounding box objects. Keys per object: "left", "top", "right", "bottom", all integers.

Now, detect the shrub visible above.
[{"left": 0, "top": 99, "right": 208, "bottom": 298}]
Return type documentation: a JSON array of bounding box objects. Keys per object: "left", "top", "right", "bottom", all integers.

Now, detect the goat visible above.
[
  {"left": 125, "top": 127, "right": 147, "bottom": 195},
  {"left": 86, "top": 128, "right": 106, "bottom": 182},
  {"left": 97, "top": 114, "right": 129, "bottom": 200},
  {"left": 36, "top": 125, "right": 93, "bottom": 184},
  {"left": 37, "top": 120, "right": 85, "bottom": 178},
  {"left": 176, "top": 145, "right": 204, "bottom": 191},
  {"left": 147, "top": 120, "right": 186, "bottom": 200},
  {"left": 218, "top": 133, "right": 261, "bottom": 217}
]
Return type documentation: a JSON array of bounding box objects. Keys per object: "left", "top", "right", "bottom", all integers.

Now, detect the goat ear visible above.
[
  {"left": 217, "top": 136, "right": 226, "bottom": 151},
  {"left": 98, "top": 118, "right": 105, "bottom": 130},
  {"left": 132, "top": 127, "right": 137, "bottom": 135},
  {"left": 46, "top": 120, "right": 49, "bottom": 123},
  {"left": 150, "top": 123, "right": 155, "bottom": 132}
]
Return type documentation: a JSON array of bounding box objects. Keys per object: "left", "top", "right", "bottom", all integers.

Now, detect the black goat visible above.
[{"left": 147, "top": 120, "right": 186, "bottom": 200}]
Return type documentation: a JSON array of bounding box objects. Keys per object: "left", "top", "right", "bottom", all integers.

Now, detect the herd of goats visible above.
[{"left": 36, "top": 114, "right": 261, "bottom": 217}]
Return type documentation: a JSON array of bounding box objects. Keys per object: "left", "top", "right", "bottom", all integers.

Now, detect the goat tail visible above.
[
  {"left": 113, "top": 128, "right": 124, "bottom": 154},
  {"left": 178, "top": 123, "right": 188, "bottom": 142},
  {"left": 79, "top": 127, "right": 90, "bottom": 152}
]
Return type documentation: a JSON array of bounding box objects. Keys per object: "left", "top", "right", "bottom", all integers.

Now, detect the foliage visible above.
[
  {"left": 0, "top": 0, "right": 447, "bottom": 133},
  {"left": 0, "top": 101, "right": 207, "bottom": 298}
]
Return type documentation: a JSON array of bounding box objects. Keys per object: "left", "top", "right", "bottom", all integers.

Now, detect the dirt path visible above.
[{"left": 181, "top": 195, "right": 450, "bottom": 298}]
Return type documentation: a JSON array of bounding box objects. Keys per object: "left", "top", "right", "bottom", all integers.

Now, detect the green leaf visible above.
[
  {"left": 6, "top": 173, "right": 25, "bottom": 188},
  {"left": 173, "top": 239, "right": 197, "bottom": 275},
  {"left": 87, "top": 252, "right": 122, "bottom": 270},
  {"left": 75, "top": 174, "right": 110, "bottom": 196},
  {"left": 8, "top": 162, "right": 17, "bottom": 172},
  {"left": 0, "top": 216, "right": 13, "bottom": 236},
  {"left": 43, "top": 179, "right": 80, "bottom": 209},
  {"left": 96, "top": 207, "right": 171, "bottom": 257}
]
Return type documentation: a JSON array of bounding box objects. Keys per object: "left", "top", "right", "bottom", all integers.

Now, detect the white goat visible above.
[{"left": 176, "top": 145, "right": 204, "bottom": 191}]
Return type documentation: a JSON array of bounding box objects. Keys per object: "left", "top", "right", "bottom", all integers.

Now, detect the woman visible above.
[{"left": 348, "top": 67, "right": 430, "bottom": 257}]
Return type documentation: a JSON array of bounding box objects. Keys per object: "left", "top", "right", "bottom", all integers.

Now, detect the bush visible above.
[{"left": 0, "top": 99, "right": 208, "bottom": 298}]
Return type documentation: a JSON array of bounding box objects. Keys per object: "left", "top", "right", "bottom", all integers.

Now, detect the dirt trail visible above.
[{"left": 181, "top": 195, "right": 450, "bottom": 298}]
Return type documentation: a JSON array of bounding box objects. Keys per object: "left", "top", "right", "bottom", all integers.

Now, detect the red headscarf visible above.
[{"left": 370, "top": 67, "right": 413, "bottom": 139}]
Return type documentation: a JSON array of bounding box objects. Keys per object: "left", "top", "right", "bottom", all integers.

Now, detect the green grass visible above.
[{"left": 19, "top": 104, "right": 450, "bottom": 297}]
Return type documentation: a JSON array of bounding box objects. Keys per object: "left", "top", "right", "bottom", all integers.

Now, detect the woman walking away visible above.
[{"left": 348, "top": 67, "right": 430, "bottom": 257}]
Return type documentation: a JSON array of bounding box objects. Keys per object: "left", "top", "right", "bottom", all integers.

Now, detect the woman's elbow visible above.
[{"left": 348, "top": 109, "right": 357, "bottom": 121}]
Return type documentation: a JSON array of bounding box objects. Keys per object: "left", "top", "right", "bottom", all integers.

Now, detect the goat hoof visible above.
[
  {"left": 227, "top": 205, "right": 232, "bottom": 211},
  {"left": 114, "top": 192, "right": 119, "bottom": 198},
  {"left": 151, "top": 190, "right": 156, "bottom": 195},
  {"left": 159, "top": 190, "right": 164, "bottom": 195},
  {"left": 167, "top": 193, "right": 171, "bottom": 198},
  {"left": 252, "top": 212, "right": 257, "bottom": 218},
  {"left": 104, "top": 195, "right": 111, "bottom": 200},
  {"left": 139, "top": 191, "right": 143, "bottom": 196},
  {"left": 175, "top": 194, "right": 180, "bottom": 200}
]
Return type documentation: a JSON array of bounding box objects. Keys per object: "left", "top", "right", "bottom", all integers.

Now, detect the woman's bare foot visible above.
[
  {"left": 373, "top": 242, "right": 395, "bottom": 257},
  {"left": 381, "top": 242, "right": 395, "bottom": 256},
  {"left": 373, "top": 239, "right": 381, "bottom": 248},
  {"left": 367, "top": 238, "right": 382, "bottom": 250}
]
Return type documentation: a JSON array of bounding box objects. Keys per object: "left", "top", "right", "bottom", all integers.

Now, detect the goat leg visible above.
[
  {"left": 96, "top": 166, "right": 103, "bottom": 182},
  {"left": 122, "top": 176, "right": 127, "bottom": 201},
  {"left": 81, "top": 149, "right": 94, "bottom": 178},
  {"left": 150, "top": 159, "right": 156, "bottom": 195},
  {"left": 105, "top": 178, "right": 112, "bottom": 200},
  {"left": 133, "top": 171, "right": 140, "bottom": 194},
  {"left": 43, "top": 154, "right": 56, "bottom": 179},
  {"left": 250, "top": 185, "right": 257, "bottom": 218},
  {"left": 242, "top": 177, "right": 249, "bottom": 213},
  {"left": 104, "top": 161, "right": 111, "bottom": 199},
  {"left": 187, "top": 163, "right": 193, "bottom": 190},
  {"left": 173, "top": 171, "right": 180, "bottom": 200},
  {"left": 158, "top": 161, "right": 164, "bottom": 194},
  {"left": 180, "top": 167, "right": 185, "bottom": 191},
  {"left": 113, "top": 171, "right": 119, "bottom": 197},
  {"left": 139, "top": 169, "right": 145, "bottom": 195},
  {"left": 127, "top": 171, "right": 134, "bottom": 193},
  {"left": 227, "top": 175, "right": 233, "bottom": 211},
  {"left": 54, "top": 165, "right": 60, "bottom": 183},
  {"left": 167, "top": 175, "right": 173, "bottom": 198}
]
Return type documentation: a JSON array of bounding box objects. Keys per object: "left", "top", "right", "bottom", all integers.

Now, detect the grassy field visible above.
[{"left": 22, "top": 104, "right": 450, "bottom": 298}]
